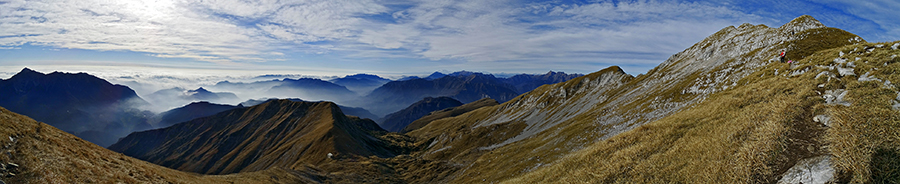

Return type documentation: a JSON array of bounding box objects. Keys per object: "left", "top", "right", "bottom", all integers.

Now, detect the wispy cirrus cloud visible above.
[{"left": 0, "top": 0, "right": 896, "bottom": 75}]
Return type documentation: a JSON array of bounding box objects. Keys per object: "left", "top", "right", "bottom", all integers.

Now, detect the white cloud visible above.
[
  {"left": 353, "top": 0, "right": 765, "bottom": 74},
  {"left": 7, "top": 0, "right": 876, "bottom": 75},
  {"left": 814, "top": 0, "right": 900, "bottom": 42}
]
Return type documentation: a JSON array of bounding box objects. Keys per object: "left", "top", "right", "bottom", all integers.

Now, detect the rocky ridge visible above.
[{"left": 406, "top": 15, "right": 866, "bottom": 183}]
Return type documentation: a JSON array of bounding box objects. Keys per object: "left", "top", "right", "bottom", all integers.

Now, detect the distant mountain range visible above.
[
  {"left": 144, "top": 87, "right": 240, "bottom": 111},
  {"left": 109, "top": 100, "right": 401, "bottom": 175},
  {"left": 268, "top": 78, "right": 358, "bottom": 101},
  {"left": 364, "top": 72, "right": 519, "bottom": 116},
  {"left": 148, "top": 87, "right": 239, "bottom": 102},
  {"left": 149, "top": 101, "right": 242, "bottom": 129},
  {"left": 378, "top": 97, "right": 463, "bottom": 132},
  {"left": 501, "top": 71, "right": 583, "bottom": 93},
  {"left": 0, "top": 68, "right": 152, "bottom": 147},
  {"left": 328, "top": 74, "right": 391, "bottom": 95}
]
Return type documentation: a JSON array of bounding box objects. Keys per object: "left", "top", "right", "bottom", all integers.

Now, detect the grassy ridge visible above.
[{"left": 508, "top": 40, "right": 900, "bottom": 183}]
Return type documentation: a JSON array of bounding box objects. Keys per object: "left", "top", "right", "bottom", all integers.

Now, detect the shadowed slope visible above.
[
  {"left": 149, "top": 102, "right": 241, "bottom": 129},
  {"left": 0, "top": 68, "right": 152, "bottom": 147},
  {"left": 109, "top": 99, "right": 397, "bottom": 175},
  {"left": 402, "top": 98, "right": 499, "bottom": 133},
  {"left": 0, "top": 106, "right": 319, "bottom": 183},
  {"left": 379, "top": 97, "right": 463, "bottom": 132}
]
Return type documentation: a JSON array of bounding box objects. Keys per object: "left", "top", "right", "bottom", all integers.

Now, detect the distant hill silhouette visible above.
[
  {"left": 109, "top": 100, "right": 399, "bottom": 174},
  {"left": 501, "top": 71, "right": 583, "bottom": 93},
  {"left": 378, "top": 97, "right": 463, "bottom": 132},
  {"left": 145, "top": 87, "right": 240, "bottom": 110},
  {"left": 329, "top": 74, "right": 390, "bottom": 95},
  {"left": 150, "top": 101, "right": 242, "bottom": 129},
  {"left": 267, "top": 78, "right": 358, "bottom": 101},
  {"left": 365, "top": 72, "right": 519, "bottom": 116},
  {"left": 0, "top": 68, "right": 152, "bottom": 147}
]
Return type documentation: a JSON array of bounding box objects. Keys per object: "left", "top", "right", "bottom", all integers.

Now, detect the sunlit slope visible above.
[
  {"left": 110, "top": 99, "right": 398, "bottom": 175},
  {"left": 0, "top": 106, "right": 317, "bottom": 183},
  {"left": 407, "top": 15, "right": 865, "bottom": 183},
  {"left": 510, "top": 41, "right": 900, "bottom": 183}
]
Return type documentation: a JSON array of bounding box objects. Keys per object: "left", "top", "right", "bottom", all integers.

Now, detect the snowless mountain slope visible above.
[
  {"left": 379, "top": 97, "right": 463, "bottom": 132},
  {"left": 0, "top": 106, "right": 319, "bottom": 183},
  {"left": 407, "top": 15, "right": 866, "bottom": 183},
  {"left": 402, "top": 98, "right": 499, "bottom": 133},
  {"left": 109, "top": 100, "right": 398, "bottom": 175},
  {"left": 509, "top": 40, "right": 900, "bottom": 183}
]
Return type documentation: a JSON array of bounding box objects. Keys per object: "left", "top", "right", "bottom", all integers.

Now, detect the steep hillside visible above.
[
  {"left": 109, "top": 100, "right": 402, "bottom": 175},
  {"left": 510, "top": 40, "right": 900, "bottom": 183},
  {"left": 406, "top": 15, "right": 866, "bottom": 183},
  {"left": 401, "top": 98, "right": 499, "bottom": 133},
  {"left": 0, "top": 106, "right": 318, "bottom": 183},
  {"left": 365, "top": 72, "right": 519, "bottom": 116},
  {"left": 0, "top": 68, "right": 152, "bottom": 147},
  {"left": 379, "top": 97, "right": 464, "bottom": 132},
  {"left": 150, "top": 101, "right": 241, "bottom": 129}
]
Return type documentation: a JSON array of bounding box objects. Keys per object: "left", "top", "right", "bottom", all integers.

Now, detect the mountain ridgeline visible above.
[
  {"left": 108, "top": 100, "right": 402, "bottom": 175},
  {"left": 4, "top": 15, "right": 897, "bottom": 183},
  {"left": 365, "top": 72, "right": 516, "bottom": 116},
  {"left": 0, "top": 68, "right": 152, "bottom": 147},
  {"left": 408, "top": 15, "right": 889, "bottom": 183},
  {"left": 149, "top": 101, "right": 242, "bottom": 129},
  {"left": 378, "top": 97, "right": 464, "bottom": 132}
]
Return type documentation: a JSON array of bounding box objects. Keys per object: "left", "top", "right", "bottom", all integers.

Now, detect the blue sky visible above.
[{"left": 1, "top": 0, "right": 898, "bottom": 77}]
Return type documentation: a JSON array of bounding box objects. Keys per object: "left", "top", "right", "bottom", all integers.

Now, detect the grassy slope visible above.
[
  {"left": 406, "top": 16, "right": 857, "bottom": 183},
  {"left": 508, "top": 41, "right": 900, "bottom": 183},
  {"left": 407, "top": 66, "right": 634, "bottom": 182},
  {"left": 0, "top": 106, "right": 318, "bottom": 183},
  {"left": 401, "top": 98, "right": 499, "bottom": 133}
]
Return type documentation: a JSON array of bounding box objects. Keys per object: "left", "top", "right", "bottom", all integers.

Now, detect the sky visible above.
[{"left": 1, "top": 0, "right": 899, "bottom": 78}]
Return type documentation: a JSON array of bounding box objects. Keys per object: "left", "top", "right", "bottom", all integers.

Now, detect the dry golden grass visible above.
[
  {"left": 507, "top": 70, "right": 821, "bottom": 183},
  {"left": 507, "top": 40, "right": 900, "bottom": 183},
  {"left": 814, "top": 41, "right": 900, "bottom": 183},
  {"left": 0, "top": 106, "right": 319, "bottom": 183}
]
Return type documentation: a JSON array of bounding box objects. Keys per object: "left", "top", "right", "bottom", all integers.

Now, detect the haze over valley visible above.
[{"left": 1, "top": 0, "right": 899, "bottom": 183}]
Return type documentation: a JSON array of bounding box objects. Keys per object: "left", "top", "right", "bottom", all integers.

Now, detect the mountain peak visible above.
[
  {"left": 189, "top": 87, "right": 211, "bottom": 93},
  {"left": 19, "top": 67, "right": 39, "bottom": 73},
  {"left": 9, "top": 67, "right": 45, "bottom": 80},
  {"left": 779, "top": 15, "right": 825, "bottom": 32}
]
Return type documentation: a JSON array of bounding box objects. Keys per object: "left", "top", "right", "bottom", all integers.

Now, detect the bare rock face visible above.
[{"left": 777, "top": 156, "right": 835, "bottom": 184}]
